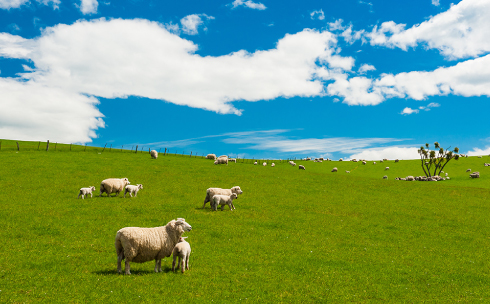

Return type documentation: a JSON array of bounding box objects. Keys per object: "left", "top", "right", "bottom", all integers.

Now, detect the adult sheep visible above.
[
  {"left": 299, "top": 165, "right": 306, "bottom": 170},
  {"left": 115, "top": 218, "right": 192, "bottom": 275},
  {"left": 206, "top": 154, "right": 217, "bottom": 160},
  {"left": 331, "top": 167, "right": 338, "bottom": 172},
  {"left": 100, "top": 178, "right": 130, "bottom": 197},
  {"left": 202, "top": 186, "right": 243, "bottom": 209},
  {"left": 214, "top": 156, "right": 228, "bottom": 165},
  {"left": 150, "top": 150, "right": 158, "bottom": 159}
]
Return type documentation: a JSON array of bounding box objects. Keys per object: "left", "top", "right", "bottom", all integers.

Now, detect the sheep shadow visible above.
[{"left": 94, "top": 267, "right": 174, "bottom": 276}]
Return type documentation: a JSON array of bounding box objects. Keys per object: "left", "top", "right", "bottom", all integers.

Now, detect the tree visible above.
[{"left": 417, "top": 142, "right": 459, "bottom": 177}]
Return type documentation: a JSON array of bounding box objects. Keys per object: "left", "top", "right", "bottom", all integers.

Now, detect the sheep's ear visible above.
[{"left": 182, "top": 237, "right": 188, "bottom": 240}]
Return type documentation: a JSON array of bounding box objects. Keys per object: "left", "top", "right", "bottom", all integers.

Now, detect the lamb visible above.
[
  {"left": 331, "top": 167, "right": 337, "bottom": 172},
  {"left": 466, "top": 169, "right": 471, "bottom": 172},
  {"left": 383, "top": 175, "right": 388, "bottom": 179},
  {"left": 299, "top": 165, "right": 306, "bottom": 170},
  {"left": 470, "top": 172, "right": 480, "bottom": 179},
  {"left": 254, "top": 161, "right": 257, "bottom": 165},
  {"left": 263, "top": 162, "right": 267, "bottom": 166},
  {"left": 202, "top": 186, "right": 243, "bottom": 209},
  {"left": 214, "top": 155, "right": 228, "bottom": 165},
  {"left": 150, "top": 150, "right": 158, "bottom": 159},
  {"left": 271, "top": 163, "right": 275, "bottom": 167},
  {"left": 78, "top": 186, "right": 96, "bottom": 199},
  {"left": 395, "top": 159, "right": 399, "bottom": 163},
  {"left": 229, "top": 158, "right": 237, "bottom": 163},
  {"left": 100, "top": 178, "right": 130, "bottom": 197},
  {"left": 206, "top": 154, "right": 217, "bottom": 160},
  {"left": 115, "top": 218, "right": 192, "bottom": 275},
  {"left": 289, "top": 161, "right": 296, "bottom": 166},
  {"left": 211, "top": 193, "right": 238, "bottom": 211},
  {"left": 345, "top": 171, "right": 350, "bottom": 173},
  {"left": 362, "top": 161, "right": 367, "bottom": 165},
  {"left": 124, "top": 184, "right": 143, "bottom": 198},
  {"left": 172, "top": 237, "right": 191, "bottom": 273},
  {"left": 406, "top": 176, "right": 415, "bottom": 181},
  {"left": 385, "top": 167, "right": 389, "bottom": 171}
]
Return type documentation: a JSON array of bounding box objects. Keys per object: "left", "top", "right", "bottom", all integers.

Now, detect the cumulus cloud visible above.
[
  {"left": 180, "top": 14, "right": 214, "bottom": 35},
  {"left": 349, "top": 146, "right": 420, "bottom": 160},
  {"left": 0, "top": 0, "right": 28, "bottom": 9},
  {"left": 401, "top": 107, "right": 419, "bottom": 115},
  {"left": 231, "top": 0, "right": 266, "bottom": 10},
  {"left": 80, "top": 0, "right": 98, "bottom": 14},
  {"left": 467, "top": 146, "right": 490, "bottom": 156},
  {"left": 367, "top": 0, "right": 490, "bottom": 59},
  {"left": 0, "top": 19, "right": 359, "bottom": 142},
  {"left": 311, "top": 9, "right": 325, "bottom": 21},
  {"left": 358, "top": 63, "right": 375, "bottom": 74},
  {"left": 432, "top": 0, "right": 440, "bottom": 6}
]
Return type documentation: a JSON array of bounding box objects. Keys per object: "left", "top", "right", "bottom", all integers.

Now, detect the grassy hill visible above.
[{"left": 1, "top": 139, "right": 490, "bottom": 302}]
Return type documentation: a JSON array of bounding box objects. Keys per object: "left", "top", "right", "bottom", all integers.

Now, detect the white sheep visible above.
[
  {"left": 395, "top": 159, "right": 399, "bottom": 162},
  {"left": 373, "top": 162, "right": 376, "bottom": 165},
  {"left": 345, "top": 171, "right": 350, "bottom": 173},
  {"left": 100, "top": 178, "right": 130, "bottom": 197},
  {"left": 211, "top": 193, "right": 238, "bottom": 211},
  {"left": 466, "top": 169, "right": 471, "bottom": 172},
  {"left": 339, "top": 158, "right": 343, "bottom": 161},
  {"left": 229, "top": 158, "right": 237, "bottom": 163},
  {"left": 115, "top": 218, "right": 192, "bottom": 275},
  {"left": 362, "top": 161, "right": 367, "bottom": 165},
  {"left": 78, "top": 186, "right": 96, "bottom": 199},
  {"left": 383, "top": 175, "right": 388, "bottom": 179},
  {"left": 203, "top": 186, "right": 243, "bottom": 209},
  {"left": 331, "top": 167, "right": 338, "bottom": 172},
  {"left": 206, "top": 154, "right": 217, "bottom": 160},
  {"left": 263, "top": 162, "right": 267, "bottom": 166},
  {"left": 470, "top": 172, "right": 480, "bottom": 179},
  {"left": 385, "top": 167, "right": 389, "bottom": 171},
  {"left": 172, "top": 237, "right": 191, "bottom": 273},
  {"left": 254, "top": 161, "right": 257, "bottom": 165},
  {"left": 406, "top": 176, "right": 415, "bottom": 181},
  {"left": 214, "top": 156, "right": 228, "bottom": 165},
  {"left": 271, "top": 163, "right": 275, "bottom": 167},
  {"left": 289, "top": 161, "right": 296, "bottom": 166},
  {"left": 150, "top": 150, "right": 158, "bottom": 159},
  {"left": 299, "top": 165, "right": 305, "bottom": 170},
  {"left": 124, "top": 184, "right": 143, "bottom": 198}
]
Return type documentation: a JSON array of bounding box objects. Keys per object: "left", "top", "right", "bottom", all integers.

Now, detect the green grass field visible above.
[{"left": 1, "top": 139, "right": 490, "bottom": 302}]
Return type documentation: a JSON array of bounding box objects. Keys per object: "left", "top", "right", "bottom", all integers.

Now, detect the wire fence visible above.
[{"left": 0, "top": 139, "right": 311, "bottom": 164}]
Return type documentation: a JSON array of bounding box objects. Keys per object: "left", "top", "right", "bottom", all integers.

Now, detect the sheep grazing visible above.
[
  {"left": 229, "top": 158, "right": 237, "bottom": 163},
  {"left": 202, "top": 186, "right": 243, "bottom": 209},
  {"left": 485, "top": 163, "right": 490, "bottom": 167},
  {"left": 339, "top": 158, "right": 343, "bottom": 161},
  {"left": 299, "top": 165, "right": 306, "bottom": 170},
  {"left": 466, "top": 169, "right": 471, "bottom": 172},
  {"left": 124, "top": 184, "right": 143, "bottom": 198},
  {"left": 373, "top": 162, "right": 376, "bottom": 165},
  {"left": 383, "top": 175, "right": 388, "bottom": 179},
  {"left": 289, "top": 161, "right": 296, "bottom": 166},
  {"left": 478, "top": 156, "right": 482, "bottom": 158},
  {"left": 254, "top": 161, "right": 257, "bottom": 165},
  {"left": 395, "top": 159, "right": 399, "bottom": 163},
  {"left": 319, "top": 157, "right": 324, "bottom": 161},
  {"left": 115, "top": 218, "right": 192, "bottom": 275},
  {"left": 406, "top": 176, "right": 415, "bottom": 181},
  {"left": 351, "top": 159, "right": 357, "bottom": 162},
  {"left": 345, "top": 171, "right": 350, "bottom": 173},
  {"left": 100, "top": 178, "right": 130, "bottom": 197},
  {"left": 172, "top": 237, "right": 191, "bottom": 273},
  {"left": 214, "top": 155, "right": 228, "bottom": 165},
  {"left": 331, "top": 167, "right": 338, "bottom": 172},
  {"left": 362, "top": 161, "right": 367, "bottom": 165},
  {"left": 470, "top": 172, "right": 480, "bottom": 179},
  {"left": 263, "top": 162, "right": 267, "bottom": 166},
  {"left": 78, "top": 186, "right": 96, "bottom": 199},
  {"left": 150, "top": 150, "right": 158, "bottom": 159},
  {"left": 385, "top": 167, "right": 389, "bottom": 171},
  {"left": 206, "top": 154, "right": 217, "bottom": 160},
  {"left": 211, "top": 193, "right": 238, "bottom": 211},
  {"left": 271, "top": 163, "right": 275, "bottom": 167}
]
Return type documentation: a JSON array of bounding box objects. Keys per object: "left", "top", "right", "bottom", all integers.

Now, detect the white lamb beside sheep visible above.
[
  {"left": 150, "top": 150, "right": 158, "bottom": 159},
  {"left": 78, "top": 186, "right": 96, "bottom": 199},
  {"left": 124, "top": 184, "right": 143, "bottom": 198},
  {"left": 100, "top": 178, "right": 130, "bottom": 197},
  {"left": 115, "top": 218, "right": 192, "bottom": 275},
  {"left": 211, "top": 193, "right": 238, "bottom": 211},
  {"left": 202, "top": 186, "right": 243, "bottom": 209},
  {"left": 172, "top": 237, "right": 191, "bottom": 273}
]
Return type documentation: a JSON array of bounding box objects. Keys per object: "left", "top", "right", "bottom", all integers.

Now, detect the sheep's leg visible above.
[
  {"left": 172, "top": 256, "right": 177, "bottom": 272},
  {"left": 125, "top": 260, "right": 131, "bottom": 275},
  {"left": 154, "top": 259, "right": 161, "bottom": 272},
  {"left": 124, "top": 190, "right": 127, "bottom": 198},
  {"left": 130, "top": 192, "right": 133, "bottom": 198},
  {"left": 77, "top": 192, "right": 81, "bottom": 199},
  {"left": 117, "top": 252, "right": 124, "bottom": 274},
  {"left": 221, "top": 204, "right": 225, "bottom": 211},
  {"left": 185, "top": 254, "right": 190, "bottom": 270},
  {"left": 228, "top": 202, "right": 234, "bottom": 210},
  {"left": 90, "top": 193, "right": 93, "bottom": 198},
  {"left": 134, "top": 192, "right": 137, "bottom": 197},
  {"left": 181, "top": 258, "right": 185, "bottom": 273}
]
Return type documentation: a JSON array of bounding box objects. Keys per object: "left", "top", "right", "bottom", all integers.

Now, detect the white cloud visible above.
[
  {"left": 358, "top": 63, "right": 375, "bottom": 74},
  {"left": 0, "top": 0, "right": 28, "bottom": 9},
  {"left": 432, "top": 0, "right": 440, "bottom": 6},
  {"left": 0, "top": 19, "right": 359, "bottom": 141},
  {"left": 311, "top": 9, "right": 325, "bottom": 21},
  {"left": 467, "top": 146, "right": 490, "bottom": 156},
  {"left": 231, "top": 0, "right": 266, "bottom": 10},
  {"left": 340, "top": 25, "right": 365, "bottom": 44},
  {"left": 180, "top": 14, "right": 214, "bottom": 35},
  {"left": 401, "top": 107, "right": 419, "bottom": 115},
  {"left": 368, "top": 0, "right": 490, "bottom": 59},
  {"left": 349, "top": 146, "right": 421, "bottom": 160},
  {"left": 328, "top": 19, "right": 344, "bottom": 31},
  {"left": 80, "top": 0, "right": 98, "bottom": 14},
  {"left": 427, "top": 102, "right": 440, "bottom": 108}
]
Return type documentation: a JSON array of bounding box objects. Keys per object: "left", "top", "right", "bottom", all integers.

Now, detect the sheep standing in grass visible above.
[
  {"left": 331, "top": 167, "right": 337, "bottom": 172},
  {"left": 206, "top": 154, "right": 217, "bottom": 160},
  {"left": 100, "top": 178, "right": 130, "bottom": 197},
  {"left": 115, "top": 218, "right": 192, "bottom": 275},
  {"left": 466, "top": 169, "right": 471, "bottom": 172},
  {"left": 214, "top": 156, "right": 228, "bottom": 165},
  {"left": 263, "top": 162, "right": 267, "bottom": 166},
  {"left": 172, "top": 237, "right": 191, "bottom": 273},
  {"left": 383, "top": 175, "right": 388, "bottom": 179},
  {"left": 385, "top": 167, "right": 389, "bottom": 171},
  {"left": 470, "top": 172, "right": 480, "bottom": 178},
  {"left": 150, "top": 150, "right": 158, "bottom": 159},
  {"left": 211, "top": 193, "right": 238, "bottom": 211},
  {"left": 271, "top": 163, "right": 275, "bottom": 167},
  {"left": 78, "top": 186, "right": 96, "bottom": 199},
  {"left": 299, "top": 165, "right": 305, "bottom": 170},
  {"left": 346, "top": 171, "right": 350, "bottom": 173},
  {"left": 395, "top": 159, "right": 399, "bottom": 163},
  {"left": 203, "top": 186, "right": 243, "bottom": 209},
  {"left": 254, "top": 161, "right": 257, "bottom": 165},
  {"left": 362, "top": 161, "right": 367, "bottom": 165},
  {"left": 124, "top": 184, "right": 143, "bottom": 198}
]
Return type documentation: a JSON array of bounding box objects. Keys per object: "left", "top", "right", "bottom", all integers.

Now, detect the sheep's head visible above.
[
  {"left": 90, "top": 186, "right": 96, "bottom": 191},
  {"left": 175, "top": 218, "right": 192, "bottom": 232},
  {"left": 137, "top": 184, "right": 143, "bottom": 189},
  {"left": 230, "top": 193, "right": 238, "bottom": 199},
  {"left": 178, "top": 236, "right": 188, "bottom": 243},
  {"left": 232, "top": 186, "right": 243, "bottom": 196}
]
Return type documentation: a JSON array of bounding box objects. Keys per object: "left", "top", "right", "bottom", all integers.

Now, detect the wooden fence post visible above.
[
  {"left": 190, "top": 151, "right": 192, "bottom": 158},
  {"left": 109, "top": 144, "right": 112, "bottom": 152},
  {"left": 149, "top": 148, "right": 151, "bottom": 154},
  {"left": 55, "top": 142, "right": 57, "bottom": 151},
  {"left": 84, "top": 144, "right": 87, "bottom": 152},
  {"left": 70, "top": 143, "right": 72, "bottom": 151},
  {"left": 121, "top": 145, "right": 123, "bottom": 152},
  {"left": 135, "top": 145, "right": 138, "bottom": 153},
  {"left": 38, "top": 141, "right": 40, "bottom": 150},
  {"left": 131, "top": 146, "right": 134, "bottom": 152},
  {"left": 102, "top": 143, "right": 107, "bottom": 152},
  {"left": 16, "top": 142, "right": 19, "bottom": 151},
  {"left": 46, "top": 140, "right": 50, "bottom": 151},
  {"left": 164, "top": 148, "right": 167, "bottom": 155}
]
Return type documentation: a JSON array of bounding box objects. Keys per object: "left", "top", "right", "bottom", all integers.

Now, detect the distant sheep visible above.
[
  {"left": 124, "top": 184, "right": 143, "bottom": 198},
  {"left": 470, "top": 172, "right": 480, "bottom": 179},
  {"left": 254, "top": 161, "right": 257, "bottom": 165},
  {"left": 406, "top": 176, "right": 415, "bottom": 181},
  {"left": 78, "top": 186, "right": 96, "bottom": 199},
  {"left": 271, "top": 163, "right": 275, "bottom": 167},
  {"left": 229, "top": 158, "right": 237, "bottom": 163},
  {"left": 362, "top": 161, "right": 367, "bottom": 165},
  {"left": 373, "top": 162, "right": 376, "bottom": 165},
  {"left": 331, "top": 167, "right": 337, "bottom": 172},
  {"left": 100, "top": 178, "right": 130, "bottom": 197},
  {"left": 263, "top": 162, "right": 267, "bottom": 166},
  {"left": 206, "top": 154, "right": 217, "bottom": 160},
  {"left": 383, "top": 175, "right": 388, "bottom": 179},
  {"left": 150, "top": 150, "right": 158, "bottom": 159},
  {"left": 115, "top": 218, "right": 192, "bottom": 275},
  {"left": 214, "top": 156, "right": 228, "bottom": 165},
  {"left": 345, "top": 171, "right": 350, "bottom": 173},
  {"left": 172, "top": 237, "right": 191, "bottom": 273},
  {"left": 339, "top": 158, "right": 343, "bottom": 161},
  {"left": 385, "top": 167, "right": 389, "bottom": 171},
  {"left": 203, "top": 186, "right": 243, "bottom": 209},
  {"left": 395, "top": 159, "right": 399, "bottom": 163},
  {"left": 466, "top": 169, "right": 471, "bottom": 172},
  {"left": 211, "top": 193, "right": 238, "bottom": 211},
  {"left": 299, "top": 165, "right": 305, "bottom": 170}
]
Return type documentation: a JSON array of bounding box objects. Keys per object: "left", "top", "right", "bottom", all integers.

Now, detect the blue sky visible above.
[{"left": 1, "top": 0, "right": 490, "bottom": 159}]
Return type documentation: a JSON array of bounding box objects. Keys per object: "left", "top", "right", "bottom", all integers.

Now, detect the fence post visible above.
[
  {"left": 190, "top": 151, "right": 192, "bottom": 158},
  {"left": 164, "top": 148, "right": 167, "bottom": 155},
  {"left": 102, "top": 143, "right": 107, "bottom": 152},
  {"left": 121, "top": 145, "right": 123, "bottom": 152},
  {"left": 159, "top": 148, "right": 161, "bottom": 153},
  {"left": 16, "top": 142, "right": 19, "bottom": 151},
  {"left": 46, "top": 140, "right": 50, "bottom": 151},
  {"left": 109, "top": 144, "right": 112, "bottom": 152},
  {"left": 131, "top": 146, "right": 134, "bottom": 152},
  {"left": 38, "top": 141, "right": 40, "bottom": 150},
  {"left": 135, "top": 145, "right": 138, "bottom": 153},
  {"left": 84, "top": 144, "right": 87, "bottom": 152},
  {"left": 149, "top": 148, "right": 151, "bottom": 154},
  {"left": 70, "top": 143, "right": 72, "bottom": 151},
  {"left": 55, "top": 142, "right": 57, "bottom": 151}
]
